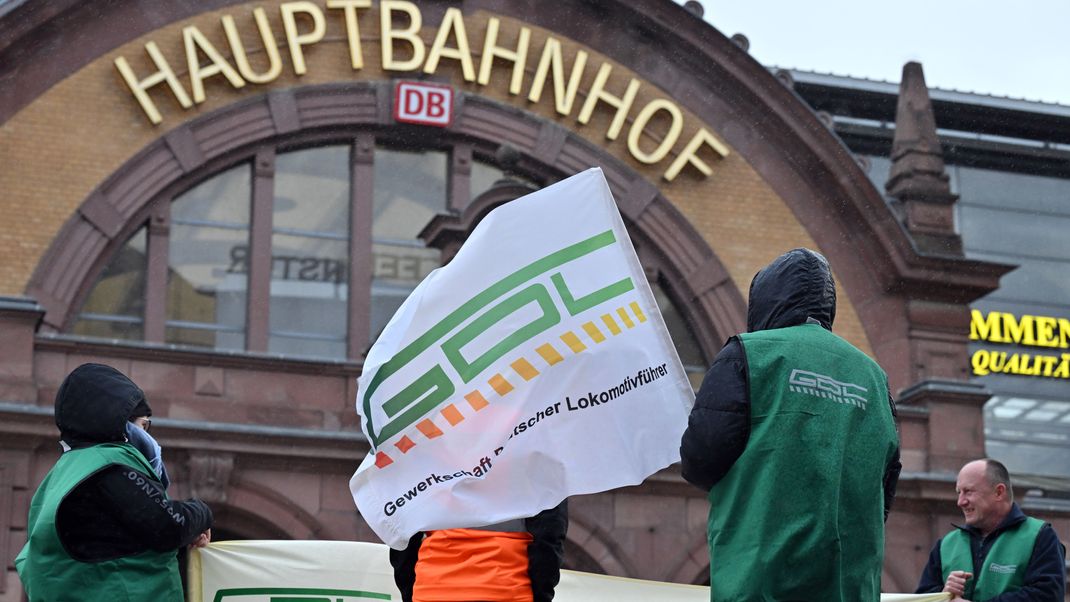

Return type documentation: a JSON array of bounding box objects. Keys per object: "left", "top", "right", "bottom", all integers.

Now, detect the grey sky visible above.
[{"left": 691, "top": 0, "right": 1070, "bottom": 106}]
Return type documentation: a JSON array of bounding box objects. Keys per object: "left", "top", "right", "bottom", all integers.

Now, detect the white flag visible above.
[{"left": 350, "top": 168, "right": 694, "bottom": 549}]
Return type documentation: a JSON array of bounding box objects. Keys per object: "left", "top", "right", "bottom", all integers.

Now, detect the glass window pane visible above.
[
  {"left": 71, "top": 227, "right": 147, "bottom": 340},
  {"left": 470, "top": 158, "right": 539, "bottom": 201},
  {"left": 471, "top": 161, "right": 505, "bottom": 200},
  {"left": 268, "top": 234, "right": 349, "bottom": 358},
  {"left": 166, "top": 163, "right": 250, "bottom": 350},
  {"left": 651, "top": 282, "right": 706, "bottom": 389},
  {"left": 373, "top": 148, "right": 447, "bottom": 240},
  {"left": 971, "top": 255, "right": 1070, "bottom": 311},
  {"left": 956, "top": 166, "right": 1070, "bottom": 214},
  {"left": 269, "top": 146, "right": 350, "bottom": 359},
  {"left": 960, "top": 205, "right": 1070, "bottom": 262},
  {"left": 372, "top": 243, "right": 440, "bottom": 286},
  {"left": 274, "top": 146, "right": 350, "bottom": 234},
  {"left": 171, "top": 165, "right": 250, "bottom": 225},
  {"left": 371, "top": 147, "right": 448, "bottom": 342},
  {"left": 73, "top": 316, "right": 144, "bottom": 340},
  {"left": 165, "top": 322, "right": 244, "bottom": 349}
]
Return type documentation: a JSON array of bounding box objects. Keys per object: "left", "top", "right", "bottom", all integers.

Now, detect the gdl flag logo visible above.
[{"left": 349, "top": 168, "right": 695, "bottom": 549}]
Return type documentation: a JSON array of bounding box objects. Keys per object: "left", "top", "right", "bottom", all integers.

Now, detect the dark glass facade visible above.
[{"left": 858, "top": 136, "right": 1070, "bottom": 478}]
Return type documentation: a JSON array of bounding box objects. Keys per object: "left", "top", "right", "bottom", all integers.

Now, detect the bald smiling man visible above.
[{"left": 916, "top": 459, "right": 1065, "bottom": 601}]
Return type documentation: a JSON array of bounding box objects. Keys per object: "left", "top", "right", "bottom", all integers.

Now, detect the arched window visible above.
[{"left": 68, "top": 137, "right": 708, "bottom": 377}]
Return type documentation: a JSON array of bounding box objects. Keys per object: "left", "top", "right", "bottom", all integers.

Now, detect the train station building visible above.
[{"left": 1, "top": 0, "right": 1067, "bottom": 595}]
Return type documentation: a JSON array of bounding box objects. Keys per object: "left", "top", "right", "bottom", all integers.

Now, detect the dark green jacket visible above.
[
  {"left": 681, "top": 249, "right": 901, "bottom": 602},
  {"left": 16, "top": 443, "right": 183, "bottom": 602},
  {"left": 941, "top": 515, "right": 1044, "bottom": 601},
  {"left": 704, "top": 324, "right": 898, "bottom": 601},
  {"left": 916, "top": 502, "right": 1066, "bottom": 601}
]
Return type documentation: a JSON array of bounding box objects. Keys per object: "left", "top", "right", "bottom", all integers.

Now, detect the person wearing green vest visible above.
[
  {"left": 15, "top": 363, "right": 214, "bottom": 601},
  {"left": 680, "top": 248, "right": 901, "bottom": 601},
  {"left": 915, "top": 459, "right": 1066, "bottom": 601}
]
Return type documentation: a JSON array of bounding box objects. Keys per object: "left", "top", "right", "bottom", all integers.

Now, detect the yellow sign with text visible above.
[{"left": 969, "top": 310, "right": 1070, "bottom": 379}]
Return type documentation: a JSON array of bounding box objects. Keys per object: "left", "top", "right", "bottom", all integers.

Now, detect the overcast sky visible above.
[{"left": 688, "top": 0, "right": 1070, "bottom": 106}]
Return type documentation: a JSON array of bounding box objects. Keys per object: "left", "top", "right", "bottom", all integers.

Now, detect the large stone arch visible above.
[
  {"left": 27, "top": 83, "right": 747, "bottom": 361},
  {"left": 3, "top": 0, "right": 1006, "bottom": 393},
  {"left": 210, "top": 501, "right": 293, "bottom": 541},
  {"left": 565, "top": 513, "right": 636, "bottom": 577},
  {"left": 218, "top": 477, "right": 329, "bottom": 539},
  {"left": 667, "top": 539, "right": 712, "bottom": 586}
]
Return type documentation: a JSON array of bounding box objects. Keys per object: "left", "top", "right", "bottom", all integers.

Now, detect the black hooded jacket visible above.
[
  {"left": 52, "top": 363, "right": 212, "bottom": 561},
  {"left": 679, "top": 249, "right": 901, "bottom": 515}
]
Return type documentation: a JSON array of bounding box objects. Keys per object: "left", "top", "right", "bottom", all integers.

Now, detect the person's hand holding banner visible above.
[{"left": 350, "top": 168, "right": 695, "bottom": 549}]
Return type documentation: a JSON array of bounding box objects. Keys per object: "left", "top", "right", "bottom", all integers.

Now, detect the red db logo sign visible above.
[{"left": 394, "top": 82, "right": 453, "bottom": 127}]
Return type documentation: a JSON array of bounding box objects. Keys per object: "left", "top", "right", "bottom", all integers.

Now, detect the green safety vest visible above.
[
  {"left": 15, "top": 443, "right": 183, "bottom": 602},
  {"left": 940, "top": 516, "right": 1044, "bottom": 601},
  {"left": 707, "top": 323, "right": 898, "bottom": 602}
]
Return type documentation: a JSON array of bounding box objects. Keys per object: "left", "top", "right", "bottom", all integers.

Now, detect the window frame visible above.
[
  {"left": 89, "top": 131, "right": 542, "bottom": 361},
  {"left": 38, "top": 88, "right": 740, "bottom": 369}
]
